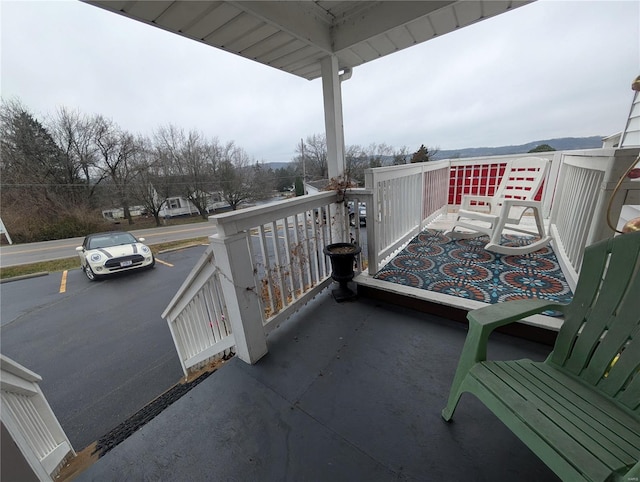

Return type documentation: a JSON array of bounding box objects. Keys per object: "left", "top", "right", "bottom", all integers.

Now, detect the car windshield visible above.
[{"left": 87, "top": 233, "right": 137, "bottom": 249}]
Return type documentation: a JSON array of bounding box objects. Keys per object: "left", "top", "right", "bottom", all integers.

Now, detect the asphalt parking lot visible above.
[{"left": 0, "top": 243, "right": 208, "bottom": 450}]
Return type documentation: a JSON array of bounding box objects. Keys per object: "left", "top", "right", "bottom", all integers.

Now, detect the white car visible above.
[{"left": 76, "top": 231, "right": 155, "bottom": 281}]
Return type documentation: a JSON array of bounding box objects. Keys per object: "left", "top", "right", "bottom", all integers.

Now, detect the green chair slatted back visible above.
[{"left": 549, "top": 230, "right": 640, "bottom": 412}]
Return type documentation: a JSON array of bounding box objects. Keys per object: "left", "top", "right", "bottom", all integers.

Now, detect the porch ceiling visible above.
[{"left": 85, "top": 1, "right": 532, "bottom": 80}]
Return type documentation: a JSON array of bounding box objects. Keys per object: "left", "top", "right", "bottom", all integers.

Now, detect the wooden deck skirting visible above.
[{"left": 356, "top": 280, "right": 559, "bottom": 346}]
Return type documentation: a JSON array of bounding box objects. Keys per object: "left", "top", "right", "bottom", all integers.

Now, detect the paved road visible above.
[
  {"left": 0, "top": 244, "right": 208, "bottom": 450},
  {"left": 0, "top": 222, "right": 218, "bottom": 268}
]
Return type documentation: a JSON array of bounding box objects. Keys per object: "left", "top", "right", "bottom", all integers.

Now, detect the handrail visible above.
[
  {"left": 211, "top": 191, "right": 337, "bottom": 236},
  {"left": 1, "top": 355, "right": 75, "bottom": 481}
]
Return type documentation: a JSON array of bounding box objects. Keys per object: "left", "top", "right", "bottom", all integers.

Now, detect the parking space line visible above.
[
  {"left": 155, "top": 258, "right": 173, "bottom": 267},
  {"left": 59, "top": 271, "right": 68, "bottom": 293}
]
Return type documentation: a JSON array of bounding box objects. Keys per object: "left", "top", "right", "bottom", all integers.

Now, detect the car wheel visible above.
[
  {"left": 148, "top": 256, "right": 156, "bottom": 269},
  {"left": 84, "top": 264, "right": 100, "bottom": 281}
]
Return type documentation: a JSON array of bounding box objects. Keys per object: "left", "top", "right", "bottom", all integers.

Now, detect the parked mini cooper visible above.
[{"left": 76, "top": 231, "right": 155, "bottom": 281}]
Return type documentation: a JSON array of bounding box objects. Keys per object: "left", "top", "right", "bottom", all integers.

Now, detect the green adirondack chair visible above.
[{"left": 442, "top": 231, "right": 640, "bottom": 482}]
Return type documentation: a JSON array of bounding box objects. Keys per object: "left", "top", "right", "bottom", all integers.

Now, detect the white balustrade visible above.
[
  {"left": 162, "top": 246, "right": 234, "bottom": 376},
  {"left": 164, "top": 191, "right": 345, "bottom": 366},
  {"left": 550, "top": 148, "right": 640, "bottom": 289},
  {"left": 163, "top": 148, "right": 640, "bottom": 370},
  {"left": 1, "top": 355, "right": 75, "bottom": 481},
  {"left": 364, "top": 161, "right": 450, "bottom": 274}
]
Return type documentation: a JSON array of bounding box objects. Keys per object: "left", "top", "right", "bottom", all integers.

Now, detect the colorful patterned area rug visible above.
[{"left": 374, "top": 229, "right": 573, "bottom": 306}]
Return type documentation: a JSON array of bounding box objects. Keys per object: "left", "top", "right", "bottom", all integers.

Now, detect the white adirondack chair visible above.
[{"left": 446, "top": 157, "right": 551, "bottom": 255}]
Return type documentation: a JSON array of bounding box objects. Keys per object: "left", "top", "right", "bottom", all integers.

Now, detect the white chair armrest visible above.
[
  {"left": 500, "top": 199, "right": 543, "bottom": 209},
  {"left": 461, "top": 195, "right": 494, "bottom": 211}
]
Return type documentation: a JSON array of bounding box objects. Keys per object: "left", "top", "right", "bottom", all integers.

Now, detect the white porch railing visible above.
[
  {"left": 549, "top": 147, "right": 640, "bottom": 289},
  {"left": 163, "top": 191, "right": 347, "bottom": 368},
  {"left": 161, "top": 246, "right": 235, "bottom": 376},
  {"left": 1, "top": 355, "right": 75, "bottom": 481},
  {"left": 162, "top": 148, "right": 639, "bottom": 369},
  {"left": 364, "top": 160, "right": 450, "bottom": 274}
]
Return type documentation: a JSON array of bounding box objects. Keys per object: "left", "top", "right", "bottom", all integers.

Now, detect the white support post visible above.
[
  {"left": 321, "top": 55, "right": 346, "bottom": 180},
  {"left": 364, "top": 169, "right": 380, "bottom": 275},
  {"left": 209, "top": 232, "right": 268, "bottom": 365},
  {"left": 321, "top": 55, "right": 349, "bottom": 245}
]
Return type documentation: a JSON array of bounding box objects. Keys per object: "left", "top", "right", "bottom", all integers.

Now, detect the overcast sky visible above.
[{"left": 1, "top": 1, "right": 638, "bottom": 163}]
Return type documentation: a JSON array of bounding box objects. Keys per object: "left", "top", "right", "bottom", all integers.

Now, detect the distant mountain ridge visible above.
[
  {"left": 433, "top": 136, "right": 603, "bottom": 160},
  {"left": 263, "top": 136, "right": 604, "bottom": 168}
]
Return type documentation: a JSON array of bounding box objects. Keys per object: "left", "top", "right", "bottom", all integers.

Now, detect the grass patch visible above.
[
  {"left": 0, "top": 238, "right": 210, "bottom": 280},
  {"left": 1, "top": 258, "right": 78, "bottom": 280},
  {"left": 153, "top": 237, "right": 209, "bottom": 254}
]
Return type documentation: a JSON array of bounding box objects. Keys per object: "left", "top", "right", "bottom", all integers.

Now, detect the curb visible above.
[
  {"left": 0, "top": 272, "right": 49, "bottom": 283},
  {"left": 156, "top": 242, "right": 208, "bottom": 255}
]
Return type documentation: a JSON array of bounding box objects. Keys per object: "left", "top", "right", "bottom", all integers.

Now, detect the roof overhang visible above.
[{"left": 85, "top": 1, "right": 532, "bottom": 80}]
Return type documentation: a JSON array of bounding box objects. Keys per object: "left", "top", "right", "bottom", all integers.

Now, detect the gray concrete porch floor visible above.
[{"left": 76, "top": 291, "right": 558, "bottom": 481}]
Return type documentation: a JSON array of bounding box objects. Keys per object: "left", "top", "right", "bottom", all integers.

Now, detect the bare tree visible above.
[
  {"left": 129, "top": 135, "right": 172, "bottom": 226},
  {"left": 93, "top": 116, "right": 138, "bottom": 224},
  {"left": 345, "top": 144, "right": 367, "bottom": 185},
  {"left": 48, "top": 106, "right": 102, "bottom": 206},
  {"left": 392, "top": 146, "right": 411, "bottom": 165},
  {"left": 154, "top": 125, "right": 217, "bottom": 219},
  {"left": 217, "top": 143, "right": 266, "bottom": 210},
  {"left": 292, "top": 134, "right": 328, "bottom": 180},
  {"left": 344, "top": 143, "right": 393, "bottom": 185},
  {"left": 0, "top": 99, "right": 110, "bottom": 241},
  {"left": 364, "top": 142, "right": 392, "bottom": 168}
]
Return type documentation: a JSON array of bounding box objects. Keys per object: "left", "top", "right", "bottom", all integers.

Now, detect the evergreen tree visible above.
[
  {"left": 528, "top": 144, "right": 556, "bottom": 153},
  {"left": 410, "top": 144, "right": 439, "bottom": 163}
]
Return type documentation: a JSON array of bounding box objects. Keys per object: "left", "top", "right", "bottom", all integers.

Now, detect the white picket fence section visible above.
[{"left": 1, "top": 355, "right": 75, "bottom": 481}]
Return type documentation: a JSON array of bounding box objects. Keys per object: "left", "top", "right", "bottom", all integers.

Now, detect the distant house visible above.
[
  {"left": 101, "top": 206, "right": 147, "bottom": 220},
  {"left": 101, "top": 181, "right": 229, "bottom": 221},
  {"left": 158, "top": 192, "right": 229, "bottom": 218}
]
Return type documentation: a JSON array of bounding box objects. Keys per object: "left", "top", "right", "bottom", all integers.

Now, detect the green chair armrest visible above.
[
  {"left": 466, "top": 298, "right": 564, "bottom": 365},
  {"left": 626, "top": 460, "right": 640, "bottom": 479},
  {"left": 442, "top": 299, "right": 564, "bottom": 421},
  {"left": 469, "top": 299, "right": 564, "bottom": 331}
]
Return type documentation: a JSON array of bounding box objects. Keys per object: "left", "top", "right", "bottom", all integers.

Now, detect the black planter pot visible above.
[{"left": 324, "top": 242, "right": 361, "bottom": 301}]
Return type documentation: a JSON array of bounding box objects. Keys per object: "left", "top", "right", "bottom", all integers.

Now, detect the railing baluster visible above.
[
  {"left": 282, "top": 216, "right": 297, "bottom": 302},
  {"left": 270, "top": 220, "right": 287, "bottom": 312},
  {"left": 291, "top": 212, "right": 305, "bottom": 297},
  {"left": 257, "top": 224, "right": 275, "bottom": 316}
]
